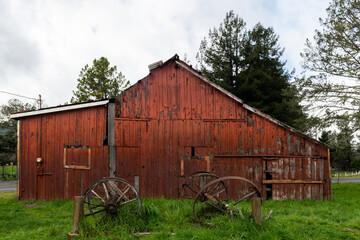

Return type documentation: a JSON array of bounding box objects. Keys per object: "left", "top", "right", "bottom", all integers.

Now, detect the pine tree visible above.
[
  {"left": 71, "top": 57, "right": 129, "bottom": 103},
  {"left": 197, "top": 11, "right": 308, "bottom": 130}
]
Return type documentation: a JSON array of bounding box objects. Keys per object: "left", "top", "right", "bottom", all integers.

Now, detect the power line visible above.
[{"left": 0, "top": 90, "right": 38, "bottom": 101}]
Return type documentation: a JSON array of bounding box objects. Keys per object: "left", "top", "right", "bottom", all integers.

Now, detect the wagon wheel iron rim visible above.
[
  {"left": 180, "top": 171, "right": 221, "bottom": 200},
  {"left": 83, "top": 177, "right": 142, "bottom": 222},
  {"left": 193, "top": 176, "right": 261, "bottom": 224}
]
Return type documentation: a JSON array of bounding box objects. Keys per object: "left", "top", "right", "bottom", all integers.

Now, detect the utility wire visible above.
[{"left": 0, "top": 90, "right": 38, "bottom": 101}]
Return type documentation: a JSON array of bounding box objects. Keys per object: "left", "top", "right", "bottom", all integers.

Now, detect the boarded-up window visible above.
[{"left": 64, "top": 146, "right": 91, "bottom": 170}]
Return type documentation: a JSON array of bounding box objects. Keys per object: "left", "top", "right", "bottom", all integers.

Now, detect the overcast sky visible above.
[{"left": 0, "top": 0, "right": 330, "bottom": 108}]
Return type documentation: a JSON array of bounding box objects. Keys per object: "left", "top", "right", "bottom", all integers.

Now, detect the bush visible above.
[{"left": 351, "top": 158, "right": 360, "bottom": 171}]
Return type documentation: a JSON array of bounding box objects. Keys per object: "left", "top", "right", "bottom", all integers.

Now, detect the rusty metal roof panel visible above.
[{"left": 10, "top": 100, "right": 109, "bottom": 119}]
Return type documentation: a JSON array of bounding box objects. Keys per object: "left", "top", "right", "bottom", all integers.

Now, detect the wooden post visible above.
[
  {"left": 327, "top": 149, "right": 333, "bottom": 199},
  {"left": 108, "top": 102, "right": 116, "bottom": 177},
  {"left": 205, "top": 156, "right": 210, "bottom": 172},
  {"left": 251, "top": 197, "right": 262, "bottom": 225},
  {"left": 69, "top": 196, "right": 84, "bottom": 238}
]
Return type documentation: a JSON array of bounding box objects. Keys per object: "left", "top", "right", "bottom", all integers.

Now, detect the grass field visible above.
[
  {"left": 332, "top": 171, "right": 360, "bottom": 179},
  {"left": 0, "top": 164, "right": 17, "bottom": 180},
  {"left": 0, "top": 183, "right": 359, "bottom": 239}
]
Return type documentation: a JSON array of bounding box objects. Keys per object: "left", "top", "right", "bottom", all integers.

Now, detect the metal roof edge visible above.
[
  {"left": 175, "top": 61, "right": 329, "bottom": 148},
  {"left": 10, "top": 100, "right": 109, "bottom": 119}
]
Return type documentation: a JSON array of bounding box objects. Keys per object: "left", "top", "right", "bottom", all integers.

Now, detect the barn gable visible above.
[{"left": 114, "top": 54, "right": 332, "bottom": 200}]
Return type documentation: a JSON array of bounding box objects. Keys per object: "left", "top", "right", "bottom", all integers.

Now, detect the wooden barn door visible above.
[
  {"left": 35, "top": 116, "right": 50, "bottom": 201},
  {"left": 263, "top": 157, "right": 325, "bottom": 200}
]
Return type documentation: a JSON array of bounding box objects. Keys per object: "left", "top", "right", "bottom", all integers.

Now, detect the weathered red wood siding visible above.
[
  {"left": 18, "top": 106, "right": 108, "bottom": 200},
  {"left": 114, "top": 59, "right": 331, "bottom": 200},
  {"left": 16, "top": 56, "right": 331, "bottom": 201}
]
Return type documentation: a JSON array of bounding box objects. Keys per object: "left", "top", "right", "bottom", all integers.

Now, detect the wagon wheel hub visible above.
[
  {"left": 198, "top": 193, "right": 208, "bottom": 203},
  {"left": 83, "top": 177, "right": 142, "bottom": 220},
  {"left": 105, "top": 202, "right": 118, "bottom": 215}
]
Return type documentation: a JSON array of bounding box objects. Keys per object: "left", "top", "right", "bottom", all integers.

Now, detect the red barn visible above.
[{"left": 11, "top": 54, "right": 332, "bottom": 201}]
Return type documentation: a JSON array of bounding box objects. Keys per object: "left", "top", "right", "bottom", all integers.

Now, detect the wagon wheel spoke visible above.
[
  {"left": 193, "top": 179, "right": 201, "bottom": 190},
  {"left": 182, "top": 171, "right": 221, "bottom": 200},
  {"left": 91, "top": 190, "right": 105, "bottom": 204},
  {"left": 106, "top": 180, "right": 129, "bottom": 201},
  {"left": 115, "top": 186, "right": 130, "bottom": 204},
  {"left": 193, "top": 176, "right": 261, "bottom": 224},
  {"left": 208, "top": 181, "right": 222, "bottom": 195},
  {"left": 119, "top": 198, "right": 137, "bottom": 206},
  {"left": 106, "top": 180, "right": 119, "bottom": 195},
  {"left": 92, "top": 208, "right": 106, "bottom": 215},
  {"left": 202, "top": 199, "right": 227, "bottom": 212},
  {"left": 102, "top": 183, "right": 110, "bottom": 200},
  {"left": 208, "top": 187, "right": 227, "bottom": 199},
  {"left": 234, "top": 191, "right": 257, "bottom": 205},
  {"left": 184, "top": 185, "right": 198, "bottom": 195},
  {"left": 84, "top": 201, "right": 105, "bottom": 207},
  {"left": 83, "top": 177, "right": 142, "bottom": 219}
]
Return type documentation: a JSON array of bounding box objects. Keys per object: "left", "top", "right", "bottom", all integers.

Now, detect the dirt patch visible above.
[{"left": 23, "top": 203, "right": 46, "bottom": 208}]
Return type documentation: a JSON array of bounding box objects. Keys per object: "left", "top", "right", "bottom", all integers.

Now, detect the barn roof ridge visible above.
[{"left": 172, "top": 58, "right": 329, "bottom": 149}]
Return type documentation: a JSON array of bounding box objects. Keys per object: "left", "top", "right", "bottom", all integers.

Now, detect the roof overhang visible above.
[{"left": 10, "top": 100, "right": 109, "bottom": 119}]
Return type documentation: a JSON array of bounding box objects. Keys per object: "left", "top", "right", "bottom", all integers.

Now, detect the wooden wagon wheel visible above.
[
  {"left": 181, "top": 171, "right": 222, "bottom": 200},
  {"left": 83, "top": 177, "right": 142, "bottom": 221},
  {"left": 193, "top": 176, "right": 261, "bottom": 224}
]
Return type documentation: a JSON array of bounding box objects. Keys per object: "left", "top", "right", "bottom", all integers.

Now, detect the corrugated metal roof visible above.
[{"left": 10, "top": 100, "right": 109, "bottom": 119}]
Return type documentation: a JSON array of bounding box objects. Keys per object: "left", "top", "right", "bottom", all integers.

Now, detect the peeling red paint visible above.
[{"left": 15, "top": 56, "right": 332, "bottom": 201}]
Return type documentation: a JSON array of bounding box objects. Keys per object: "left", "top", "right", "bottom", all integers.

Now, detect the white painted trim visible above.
[{"left": 10, "top": 100, "right": 109, "bottom": 119}]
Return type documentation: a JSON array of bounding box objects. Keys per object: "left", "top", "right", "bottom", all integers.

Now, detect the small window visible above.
[
  {"left": 63, "top": 145, "right": 91, "bottom": 170},
  {"left": 191, "top": 147, "right": 195, "bottom": 157}
]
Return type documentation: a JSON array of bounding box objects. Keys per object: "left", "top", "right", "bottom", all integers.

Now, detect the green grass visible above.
[
  {"left": 1, "top": 165, "right": 17, "bottom": 180},
  {"left": 1, "top": 183, "right": 360, "bottom": 239}
]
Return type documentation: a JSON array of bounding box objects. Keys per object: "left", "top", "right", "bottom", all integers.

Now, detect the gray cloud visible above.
[
  {"left": 0, "top": 1, "right": 40, "bottom": 80},
  {"left": 0, "top": 0, "right": 330, "bottom": 107}
]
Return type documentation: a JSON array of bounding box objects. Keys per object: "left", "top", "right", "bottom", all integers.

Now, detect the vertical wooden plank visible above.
[
  {"left": 200, "top": 80, "right": 206, "bottom": 120},
  {"left": 304, "top": 157, "right": 312, "bottom": 199},
  {"left": 54, "top": 113, "right": 63, "bottom": 199},
  {"left": 163, "top": 120, "right": 171, "bottom": 197},
  {"left": 327, "top": 149, "right": 333, "bottom": 200},
  {"left": 195, "top": 78, "right": 201, "bottom": 119},
  {"left": 319, "top": 159, "right": 324, "bottom": 200},
  {"left": 150, "top": 120, "right": 158, "bottom": 197},
  {"left": 108, "top": 103, "right": 116, "bottom": 177},
  {"left": 295, "top": 158, "right": 304, "bottom": 200},
  {"left": 283, "top": 158, "right": 290, "bottom": 199},
  {"left": 68, "top": 111, "right": 76, "bottom": 145},
  {"left": 45, "top": 114, "right": 55, "bottom": 200},
  {"left": 172, "top": 120, "right": 181, "bottom": 198},
  {"left": 271, "top": 159, "right": 279, "bottom": 200},
  {"left": 36, "top": 115, "right": 46, "bottom": 201},
  {"left": 207, "top": 84, "right": 214, "bottom": 119},
  {"left": 17, "top": 120, "right": 21, "bottom": 199}
]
